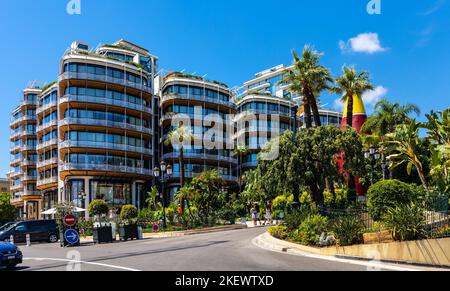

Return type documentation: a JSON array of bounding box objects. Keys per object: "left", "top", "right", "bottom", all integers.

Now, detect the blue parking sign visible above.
[{"left": 65, "top": 229, "right": 79, "bottom": 245}]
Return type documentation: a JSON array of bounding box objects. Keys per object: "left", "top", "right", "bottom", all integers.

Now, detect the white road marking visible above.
[
  {"left": 251, "top": 236, "right": 423, "bottom": 271},
  {"left": 24, "top": 257, "right": 141, "bottom": 271}
]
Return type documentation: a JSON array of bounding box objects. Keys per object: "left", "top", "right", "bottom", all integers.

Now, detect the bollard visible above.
[
  {"left": 9, "top": 235, "right": 14, "bottom": 244},
  {"left": 26, "top": 234, "right": 31, "bottom": 247}
]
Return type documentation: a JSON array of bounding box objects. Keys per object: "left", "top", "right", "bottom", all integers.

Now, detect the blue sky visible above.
[{"left": 0, "top": 0, "right": 449, "bottom": 177}]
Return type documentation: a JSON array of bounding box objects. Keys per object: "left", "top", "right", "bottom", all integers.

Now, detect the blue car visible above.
[{"left": 0, "top": 242, "right": 22, "bottom": 269}]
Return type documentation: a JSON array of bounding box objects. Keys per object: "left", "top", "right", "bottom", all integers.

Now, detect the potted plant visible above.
[
  {"left": 118, "top": 205, "right": 139, "bottom": 241},
  {"left": 89, "top": 199, "right": 113, "bottom": 244}
]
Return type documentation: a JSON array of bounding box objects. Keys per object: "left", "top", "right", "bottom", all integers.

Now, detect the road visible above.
[{"left": 4, "top": 228, "right": 432, "bottom": 271}]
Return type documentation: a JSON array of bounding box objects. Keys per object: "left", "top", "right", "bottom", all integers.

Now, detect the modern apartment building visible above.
[
  {"left": 9, "top": 82, "right": 41, "bottom": 220},
  {"left": 235, "top": 64, "right": 342, "bottom": 170},
  {"left": 158, "top": 72, "right": 238, "bottom": 199}
]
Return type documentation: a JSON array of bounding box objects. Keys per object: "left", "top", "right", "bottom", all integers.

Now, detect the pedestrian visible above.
[
  {"left": 264, "top": 201, "right": 273, "bottom": 226},
  {"left": 250, "top": 203, "right": 258, "bottom": 226}
]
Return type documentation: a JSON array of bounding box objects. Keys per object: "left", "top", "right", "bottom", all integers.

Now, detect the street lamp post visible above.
[
  {"left": 154, "top": 161, "right": 173, "bottom": 230},
  {"left": 364, "top": 147, "right": 382, "bottom": 185}
]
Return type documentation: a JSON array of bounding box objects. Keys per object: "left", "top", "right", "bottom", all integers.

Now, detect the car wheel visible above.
[{"left": 48, "top": 234, "right": 58, "bottom": 243}]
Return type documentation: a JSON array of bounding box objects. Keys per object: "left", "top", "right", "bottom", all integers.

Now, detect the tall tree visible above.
[
  {"left": 385, "top": 120, "right": 429, "bottom": 191},
  {"left": 362, "top": 99, "right": 420, "bottom": 137},
  {"left": 165, "top": 125, "right": 193, "bottom": 212},
  {"left": 233, "top": 145, "right": 249, "bottom": 193},
  {"left": 279, "top": 45, "right": 333, "bottom": 128},
  {"left": 0, "top": 193, "right": 15, "bottom": 222},
  {"left": 424, "top": 109, "right": 450, "bottom": 193},
  {"left": 330, "top": 66, "right": 374, "bottom": 128}
]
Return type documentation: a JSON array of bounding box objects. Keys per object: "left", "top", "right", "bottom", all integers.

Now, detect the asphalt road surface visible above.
[{"left": 3, "top": 228, "right": 435, "bottom": 271}]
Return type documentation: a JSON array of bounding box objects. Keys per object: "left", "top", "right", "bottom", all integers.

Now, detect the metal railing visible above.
[
  {"left": 60, "top": 118, "right": 152, "bottom": 135},
  {"left": 60, "top": 140, "right": 153, "bottom": 155},
  {"left": 36, "top": 101, "right": 58, "bottom": 115},
  {"left": 60, "top": 163, "right": 153, "bottom": 176},
  {"left": 59, "top": 72, "right": 152, "bottom": 93},
  {"left": 161, "top": 152, "right": 238, "bottom": 164},
  {"left": 37, "top": 177, "right": 58, "bottom": 187},
  {"left": 37, "top": 138, "right": 58, "bottom": 151},
  {"left": 59, "top": 94, "right": 151, "bottom": 113},
  {"left": 161, "top": 93, "right": 236, "bottom": 109},
  {"left": 37, "top": 157, "right": 58, "bottom": 168}
]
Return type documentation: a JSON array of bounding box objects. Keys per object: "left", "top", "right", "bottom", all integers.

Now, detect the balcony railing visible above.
[
  {"left": 161, "top": 93, "right": 236, "bottom": 109},
  {"left": 60, "top": 163, "right": 153, "bottom": 176},
  {"left": 37, "top": 138, "right": 58, "bottom": 151},
  {"left": 37, "top": 120, "right": 58, "bottom": 132},
  {"left": 37, "top": 101, "right": 58, "bottom": 115},
  {"left": 22, "top": 159, "right": 37, "bottom": 166},
  {"left": 237, "top": 109, "right": 293, "bottom": 118},
  {"left": 10, "top": 115, "right": 37, "bottom": 127},
  {"left": 59, "top": 94, "right": 151, "bottom": 113},
  {"left": 10, "top": 184, "right": 23, "bottom": 191},
  {"left": 37, "top": 157, "right": 58, "bottom": 169},
  {"left": 10, "top": 131, "right": 22, "bottom": 140},
  {"left": 37, "top": 177, "right": 58, "bottom": 187},
  {"left": 59, "top": 72, "right": 152, "bottom": 93},
  {"left": 161, "top": 152, "right": 238, "bottom": 164},
  {"left": 60, "top": 140, "right": 153, "bottom": 155},
  {"left": 22, "top": 175, "right": 37, "bottom": 182},
  {"left": 9, "top": 171, "right": 23, "bottom": 179},
  {"left": 23, "top": 190, "right": 42, "bottom": 197},
  {"left": 170, "top": 172, "right": 238, "bottom": 182},
  {"left": 60, "top": 118, "right": 152, "bottom": 135},
  {"left": 22, "top": 145, "right": 36, "bottom": 152},
  {"left": 10, "top": 144, "right": 21, "bottom": 153},
  {"left": 10, "top": 158, "right": 21, "bottom": 165}
]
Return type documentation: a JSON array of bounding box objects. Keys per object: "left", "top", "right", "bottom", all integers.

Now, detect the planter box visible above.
[
  {"left": 119, "top": 224, "right": 139, "bottom": 241},
  {"left": 363, "top": 230, "right": 393, "bottom": 245},
  {"left": 93, "top": 226, "right": 113, "bottom": 244}
]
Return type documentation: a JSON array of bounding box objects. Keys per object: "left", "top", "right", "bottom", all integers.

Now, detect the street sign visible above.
[
  {"left": 63, "top": 214, "right": 77, "bottom": 227},
  {"left": 64, "top": 229, "right": 79, "bottom": 245}
]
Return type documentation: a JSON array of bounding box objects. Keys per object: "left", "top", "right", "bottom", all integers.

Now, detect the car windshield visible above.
[{"left": 0, "top": 223, "right": 17, "bottom": 233}]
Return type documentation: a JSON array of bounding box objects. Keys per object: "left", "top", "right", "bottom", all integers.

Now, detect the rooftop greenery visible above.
[{"left": 166, "top": 72, "right": 229, "bottom": 88}]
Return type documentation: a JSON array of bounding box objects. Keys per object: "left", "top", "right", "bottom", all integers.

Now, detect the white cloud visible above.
[
  {"left": 333, "top": 86, "right": 388, "bottom": 113},
  {"left": 339, "top": 33, "right": 386, "bottom": 54},
  {"left": 362, "top": 86, "right": 388, "bottom": 108}
]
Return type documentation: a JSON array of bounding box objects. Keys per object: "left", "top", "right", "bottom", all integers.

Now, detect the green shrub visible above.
[
  {"left": 331, "top": 216, "right": 364, "bottom": 246},
  {"left": 120, "top": 205, "right": 139, "bottom": 224},
  {"left": 367, "top": 180, "right": 419, "bottom": 221},
  {"left": 284, "top": 205, "right": 317, "bottom": 231},
  {"left": 383, "top": 203, "right": 426, "bottom": 242},
  {"left": 268, "top": 225, "right": 288, "bottom": 240},
  {"left": 78, "top": 218, "right": 94, "bottom": 237},
  {"left": 88, "top": 199, "right": 109, "bottom": 216},
  {"left": 290, "top": 214, "right": 328, "bottom": 246}
]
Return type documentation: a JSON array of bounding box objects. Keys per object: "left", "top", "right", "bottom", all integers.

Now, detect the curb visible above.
[{"left": 252, "top": 232, "right": 450, "bottom": 271}]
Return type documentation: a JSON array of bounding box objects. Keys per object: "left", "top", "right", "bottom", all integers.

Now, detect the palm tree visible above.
[
  {"left": 165, "top": 125, "right": 193, "bottom": 212},
  {"left": 330, "top": 66, "right": 374, "bottom": 128},
  {"left": 385, "top": 120, "right": 429, "bottom": 191},
  {"left": 233, "top": 145, "right": 249, "bottom": 193},
  {"left": 362, "top": 99, "right": 420, "bottom": 137},
  {"left": 279, "top": 45, "right": 333, "bottom": 128}
]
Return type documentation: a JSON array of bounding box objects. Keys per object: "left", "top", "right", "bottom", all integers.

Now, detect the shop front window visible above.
[{"left": 90, "top": 181, "right": 131, "bottom": 206}]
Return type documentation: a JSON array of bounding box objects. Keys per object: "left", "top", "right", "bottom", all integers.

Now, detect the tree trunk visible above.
[
  {"left": 180, "top": 148, "right": 185, "bottom": 213},
  {"left": 346, "top": 94, "right": 354, "bottom": 129},
  {"left": 309, "top": 93, "right": 322, "bottom": 127},
  {"left": 303, "top": 96, "right": 313, "bottom": 128},
  {"left": 416, "top": 163, "right": 429, "bottom": 192}
]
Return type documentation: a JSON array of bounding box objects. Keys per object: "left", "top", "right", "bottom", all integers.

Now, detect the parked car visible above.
[
  {"left": 0, "top": 222, "right": 16, "bottom": 233},
  {"left": 0, "top": 242, "right": 22, "bottom": 269},
  {"left": 0, "top": 220, "right": 59, "bottom": 244}
]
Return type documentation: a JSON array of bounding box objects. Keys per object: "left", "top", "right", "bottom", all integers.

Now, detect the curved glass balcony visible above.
[
  {"left": 60, "top": 140, "right": 153, "bottom": 156},
  {"left": 37, "top": 157, "right": 58, "bottom": 169},
  {"left": 59, "top": 72, "right": 152, "bottom": 93},
  {"left": 37, "top": 138, "right": 58, "bottom": 151},
  {"left": 23, "top": 190, "right": 42, "bottom": 197},
  {"left": 22, "top": 159, "right": 37, "bottom": 166},
  {"left": 161, "top": 152, "right": 237, "bottom": 164},
  {"left": 37, "top": 177, "right": 58, "bottom": 187},
  {"left": 161, "top": 93, "right": 236, "bottom": 109},
  {"left": 22, "top": 145, "right": 36, "bottom": 152},
  {"left": 37, "top": 120, "right": 58, "bottom": 132},
  {"left": 170, "top": 172, "right": 238, "bottom": 182},
  {"left": 37, "top": 101, "right": 58, "bottom": 115},
  {"left": 60, "top": 118, "right": 152, "bottom": 135},
  {"left": 60, "top": 163, "right": 152, "bottom": 176},
  {"left": 60, "top": 94, "right": 151, "bottom": 113},
  {"left": 22, "top": 175, "right": 37, "bottom": 182},
  {"left": 10, "top": 115, "right": 37, "bottom": 127}
]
